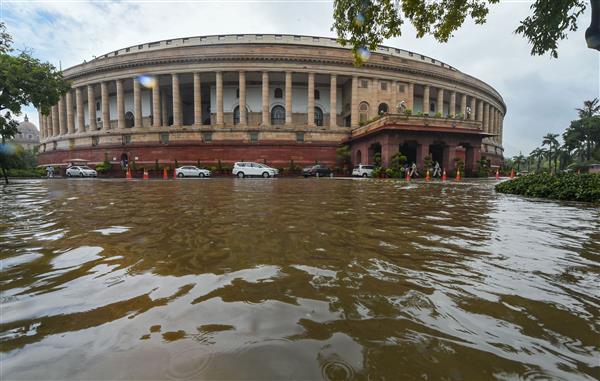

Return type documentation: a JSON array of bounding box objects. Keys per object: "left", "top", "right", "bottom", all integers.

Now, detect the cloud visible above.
[{"left": 3, "top": 0, "right": 598, "bottom": 157}]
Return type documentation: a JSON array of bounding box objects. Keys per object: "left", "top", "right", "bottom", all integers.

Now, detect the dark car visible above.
[{"left": 303, "top": 165, "right": 332, "bottom": 177}]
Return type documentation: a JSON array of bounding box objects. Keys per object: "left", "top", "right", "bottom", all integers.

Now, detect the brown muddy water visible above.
[{"left": 1, "top": 178, "right": 599, "bottom": 380}]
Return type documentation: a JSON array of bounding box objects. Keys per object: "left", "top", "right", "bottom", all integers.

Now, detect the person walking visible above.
[
  {"left": 432, "top": 161, "right": 442, "bottom": 178},
  {"left": 410, "top": 162, "right": 419, "bottom": 177}
]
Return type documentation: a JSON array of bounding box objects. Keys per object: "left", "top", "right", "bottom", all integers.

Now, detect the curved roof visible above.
[{"left": 18, "top": 115, "right": 39, "bottom": 134}]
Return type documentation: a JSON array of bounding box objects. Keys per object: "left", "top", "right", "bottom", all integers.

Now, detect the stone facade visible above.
[{"left": 37, "top": 34, "right": 505, "bottom": 169}]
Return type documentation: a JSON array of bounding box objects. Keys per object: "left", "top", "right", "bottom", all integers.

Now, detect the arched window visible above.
[
  {"left": 125, "top": 111, "right": 134, "bottom": 128},
  {"left": 271, "top": 105, "right": 285, "bottom": 125},
  {"left": 315, "top": 107, "right": 323, "bottom": 126},
  {"left": 233, "top": 105, "right": 249, "bottom": 125},
  {"left": 430, "top": 102, "right": 436, "bottom": 113},
  {"left": 233, "top": 106, "right": 240, "bottom": 125},
  {"left": 314, "top": 89, "right": 320, "bottom": 100},
  {"left": 314, "top": 107, "right": 323, "bottom": 126},
  {"left": 274, "top": 88, "right": 283, "bottom": 99},
  {"left": 378, "top": 103, "right": 388, "bottom": 115},
  {"left": 359, "top": 102, "right": 369, "bottom": 123},
  {"left": 356, "top": 150, "right": 362, "bottom": 164}
]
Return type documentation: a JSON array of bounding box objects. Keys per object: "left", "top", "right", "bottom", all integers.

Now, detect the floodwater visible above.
[{"left": 1, "top": 178, "right": 599, "bottom": 380}]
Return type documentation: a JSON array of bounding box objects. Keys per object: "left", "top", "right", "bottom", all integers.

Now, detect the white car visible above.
[
  {"left": 66, "top": 165, "right": 97, "bottom": 177},
  {"left": 175, "top": 166, "right": 211, "bottom": 178},
  {"left": 232, "top": 162, "right": 278, "bottom": 178},
  {"left": 352, "top": 164, "right": 375, "bottom": 178}
]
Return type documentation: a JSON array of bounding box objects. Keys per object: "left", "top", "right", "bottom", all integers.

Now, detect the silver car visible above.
[
  {"left": 232, "top": 162, "right": 278, "bottom": 178},
  {"left": 66, "top": 166, "right": 97, "bottom": 177},
  {"left": 175, "top": 166, "right": 211, "bottom": 178}
]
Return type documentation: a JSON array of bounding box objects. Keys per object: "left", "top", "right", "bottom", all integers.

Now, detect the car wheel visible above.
[
  {"left": 67, "top": 172, "right": 71, "bottom": 177},
  {"left": 304, "top": 174, "right": 309, "bottom": 178},
  {"left": 237, "top": 172, "right": 245, "bottom": 178},
  {"left": 199, "top": 173, "right": 205, "bottom": 178},
  {"left": 80, "top": 173, "right": 84, "bottom": 178},
  {"left": 177, "top": 173, "right": 184, "bottom": 178},
  {"left": 362, "top": 173, "right": 368, "bottom": 178},
  {"left": 262, "top": 172, "right": 270, "bottom": 178}
]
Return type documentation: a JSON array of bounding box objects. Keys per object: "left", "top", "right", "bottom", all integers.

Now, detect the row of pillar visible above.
[{"left": 38, "top": 73, "right": 503, "bottom": 147}]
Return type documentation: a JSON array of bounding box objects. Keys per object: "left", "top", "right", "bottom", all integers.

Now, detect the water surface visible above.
[{"left": 1, "top": 178, "right": 599, "bottom": 380}]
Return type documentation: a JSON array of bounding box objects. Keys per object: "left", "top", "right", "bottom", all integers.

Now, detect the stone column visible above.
[
  {"left": 470, "top": 97, "right": 476, "bottom": 121},
  {"left": 133, "top": 77, "right": 142, "bottom": 128},
  {"left": 477, "top": 100, "right": 483, "bottom": 124},
  {"left": 38, "top": 112, "right": 44, "bottom": 140},
  {"left": 215, "top": 71, "right": 223, "bottom": 125},
  {"left": 389, "top": 81, "right": 396, "bottom": 114},
  {"left": 52, "top": 104, "right": 59, "bottom": 136},
  {"left": 407, "top": 82, "right": 414, "bottom": 111},
  {"left": 58, "top": 96, "right": 66, "bottom": 135},
  {"left": 483, "top": 102, "right": 489, "bottom": 133},
  {"left": 76, "top": 87, "right": 84, "bottom": 133},
  {"left": 101, "top": 82, "right": 110, "bottom": 130},
  {"left": 330, "top": 74, "right": 337, "bottom": 127},
  {"left": 465, "top": 146, "right": 481, "bottom": 176},
  {"left": 416, "top": 140, "right": 431, "bottom": 169},
  {"left": 351, "top": 75, "right": 358, "bottom": 127},
  {"left": 194, "top": 73, "right": 202, "bottom": 125},
  {"left": 152, "top": 76, "right": 161, "bottom": 127},
  {"left": 285, "top": 71, "right": 292, "bottom": 125},
  {"left": 500, "top": 114, "right": 504, "bottom": 144},
  {"left": 371, "top": 78, "right": 378, "bottom": 118},
  {"left": 436, "top": 88, "right": 443, "bottom": 116},
  {"left": 460, "top": 94, "right": 467, "bottom": 118},
  {"left": 261, "top": 71, "right": 269, "bottom": 126},
  {"left": 87, "top": 85, "right": 97, "bottom": 131},
  {"left": 442, "top": 145, "right": 457, "bottom": 172},
  {"left": 239, "top": 71, "right": 246, "bottom": 125},
  {"left": 307, "top": 72, "right": 315, "bottom": 126},
  {"left": 116, "top": 79, "right": 125, "bottom": 129},
  {"left": 172, "top": 73, "right": 182, "bottom": 126},
  {"left": 449, "top": 91, "right": 456, "bottom": 117},
  {"left": 66, "top": 91, "right": 75, "bottom": 134},
  {"left": 423, "top": 85, "right": 430, "bottom": 115},
  {"left": 161, "top": 92, "right": 168, "bottom": 126}
]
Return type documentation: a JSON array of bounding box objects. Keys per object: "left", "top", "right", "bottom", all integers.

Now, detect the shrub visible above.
[
  {"left": 495, "top": 173, "right": 600, "bottom": 203},
  {"left": 7, "top": 168, "right": 45, "bottom": 177},
  {"left": 434, "top": 112, "right": 443, "bottom": 118},
  {"left": 403, "top": 109, "right": 412, "bottom": 116}
]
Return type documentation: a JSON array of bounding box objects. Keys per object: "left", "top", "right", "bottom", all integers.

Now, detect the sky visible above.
[{"left": 1, "top": 0, "right": 598, "bottom": 157}]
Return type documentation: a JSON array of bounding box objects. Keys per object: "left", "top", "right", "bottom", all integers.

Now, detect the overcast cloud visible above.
[{"left": 1, "top": 0, "right": 598, "bottom": 157}]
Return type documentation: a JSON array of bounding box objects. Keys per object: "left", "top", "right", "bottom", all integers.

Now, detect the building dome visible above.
[
  {"left": 14, "top": 115, "right": 40, "bottom": 151},
  {"left": 18, "top": 115, "right": 39, "bottom": 134}
]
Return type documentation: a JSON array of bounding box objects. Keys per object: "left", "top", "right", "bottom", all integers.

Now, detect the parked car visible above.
[
  {"left": 232, "top": 162, "right": 278, "bottom": 178},
  {"left": 66, "top": 165, "right": 97, "bottom": 177},
  {"left": 303, "top": 164, "right": 332, "bottom": 177},
  {"left": 175, "top": 166, "right": 211, "bottom": 178},
  {"left": 352, "top": 164, "right": 375, "bottom": 177}
]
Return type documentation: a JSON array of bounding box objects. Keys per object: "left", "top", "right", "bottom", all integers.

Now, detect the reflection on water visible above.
[{"left": 1, "top": 178, "right": 599, "bottom": 380}]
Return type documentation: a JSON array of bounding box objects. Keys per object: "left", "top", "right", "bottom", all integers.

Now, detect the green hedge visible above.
[
  {"left": 495, "top": 173, "right": 600, "bottom": 203},
  {"left": 7, "top": 168, "right": 45, "bottom": 178}
]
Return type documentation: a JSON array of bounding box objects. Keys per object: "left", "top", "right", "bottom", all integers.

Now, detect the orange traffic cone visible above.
[
  {"left": 406, "top": 171, "right": 411, "bottom": 181},
  {"left": 510, "top": 169, "right": 515, "bottom": 179},
  {"left": 442, "top": 169, "right": 447, "bottom": 182},
  {"left": 126, "top": 166, "right": 132, "bottom": 180},
  {"left": 163, "top": 168, "right": 168, "bottom": 180},
  {"left": 143, "top": 169, "right": 149, "bottom": 180},
  {"left": 495, "top": 168, "right": 500, "bottom": 180},
  {"left": 173, "top": 168, "right": 177, "bottom": 179},
  {"left": 425, "top": 170, "right": 430, "bottom": 182},
  {"left": 455, "top": 168, "right": 461, "bottom": 181}
]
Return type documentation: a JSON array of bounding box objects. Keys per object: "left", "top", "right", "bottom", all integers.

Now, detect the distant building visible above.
[
  {"left": 14, "top": 115, "right": 40, "bottom": 151},
  {"left": 37, "top": 34, "right": 505, "bottom": 173}
]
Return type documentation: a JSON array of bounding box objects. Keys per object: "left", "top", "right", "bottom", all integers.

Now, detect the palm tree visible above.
[
  {"left": 529, "top": 147, "right": 544, "bottom": 172},
  {"left": 576, "top": 98, "right": 600, "bottom": 119},
  {"left": 513, "top": 152, "right": 525, "bottom": 172},
  {"left": 542, "top": 133, "right": 559, "bottom": 173}
]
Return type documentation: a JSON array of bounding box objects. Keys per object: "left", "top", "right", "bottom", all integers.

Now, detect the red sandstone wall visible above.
[{"left": 38, "top": 142, "right": 340, "bottom": 168}]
